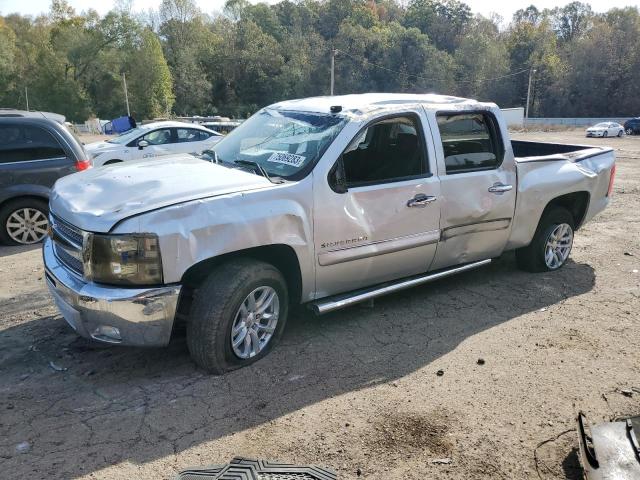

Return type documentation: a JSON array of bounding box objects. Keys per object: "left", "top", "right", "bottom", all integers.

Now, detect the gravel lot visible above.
[{"left": 1, "top": 130, "right": 638, "bottom": 479}]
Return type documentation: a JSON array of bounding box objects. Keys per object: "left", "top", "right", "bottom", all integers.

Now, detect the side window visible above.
[
  {"left": 0, "top": 125, "right": 66, "bottom": 163},
  {"left": 436, "top": 113, "right": 501, "bottom": 174},
  {"left": 177, "top": 128, "right": 205, "bottom": 143},
  {"left": 341, "top": 115, "right": 427, "bottom": 187},
  {"left": 143, "top": 128, "right": 173, "bottom": 145},
  {"left": 198, "top": 130, "right": 211, "bottom": 141}
]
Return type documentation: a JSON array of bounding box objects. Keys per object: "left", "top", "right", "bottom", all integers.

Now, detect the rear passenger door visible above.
[
  {"left": 0, "top": 123, "right": 75, "bottom": 192},
  {"left": 174, "top": 128, "right": 211, "bottom": 155},
  {"left": 428, "top": 110, "right": 516, "bottom": 270}
]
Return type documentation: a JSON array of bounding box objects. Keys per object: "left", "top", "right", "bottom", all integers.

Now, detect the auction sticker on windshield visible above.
[{"left": 267, "top": 152, "right": 306, "bottom": 167}]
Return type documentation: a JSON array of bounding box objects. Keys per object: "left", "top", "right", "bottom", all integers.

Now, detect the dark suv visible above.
[
  {"left": 0, "top": 118, "right": 90, "bottom": 245},
  {"left": 624, "top": 118, "right": 640, "bottom": 135}
]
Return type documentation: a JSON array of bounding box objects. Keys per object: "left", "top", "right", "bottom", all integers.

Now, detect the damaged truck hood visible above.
[{"left": 50, "top": 155, "right": 273, "bottom": 232}]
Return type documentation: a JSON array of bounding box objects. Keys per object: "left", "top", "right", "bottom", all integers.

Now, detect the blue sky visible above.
[{"left": 2, "top": 0, "right": 639, "bottom": 21}]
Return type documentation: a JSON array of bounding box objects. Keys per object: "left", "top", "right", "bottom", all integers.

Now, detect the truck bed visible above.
[{"left": 512, "top": 140, "right": 611, "bottom": 162}]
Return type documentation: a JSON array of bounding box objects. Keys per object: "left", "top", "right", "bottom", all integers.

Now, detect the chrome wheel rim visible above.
[
  {"left": 231, "top": 286, "right": 279, "bottom": 359},
  {"left": 6, "top": 208, "right": 49, "bottom": 244},
  {"left": 544, "top": 223, "right": 573, "bottom": 269}
]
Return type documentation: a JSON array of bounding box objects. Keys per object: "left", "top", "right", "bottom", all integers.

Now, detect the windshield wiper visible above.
[{"left": 234, "top": 160, "right": 283, "bottom": 184}]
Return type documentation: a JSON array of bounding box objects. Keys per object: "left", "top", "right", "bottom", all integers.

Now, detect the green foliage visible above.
[{"left": 1, "top": 1, "right": 639, "bottom": 120}]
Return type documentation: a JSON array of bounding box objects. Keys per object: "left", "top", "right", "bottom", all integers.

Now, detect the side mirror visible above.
[
  {"left": 328, "top": 157, "right": 348, "bottom": 194},
  {"left": 137, "top": 140, "right": 149, "bottom": 150}
]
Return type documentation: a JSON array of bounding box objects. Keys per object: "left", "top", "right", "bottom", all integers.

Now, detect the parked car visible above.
[
  {"left": 585, "top": 122, "right": 624, "bottom": 137},
  {"left": 0, "top": 118, "right": 90, "bottom": 245},
  {"left": 44, "top": 93, "right": 615, "bottom": 373},
  {"left": 623, "top": 117, "right": 640, "bottom": 135},
  {"left": 85, "top": 121, "right": 223, "bottom": 167},
  {"left": 200, "top": 120, "right": 243, "bottom": 135},
  {"left": 0, "top": 108, "right": 66, "bottom": 124}
]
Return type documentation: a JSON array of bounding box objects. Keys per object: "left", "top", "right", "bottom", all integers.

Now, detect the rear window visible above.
[
  {"left": 436, "top": 113, "right": 502, "bottom": 174},
  {"left": 0, "top": 125, "right": 66, "bottom": 163}
]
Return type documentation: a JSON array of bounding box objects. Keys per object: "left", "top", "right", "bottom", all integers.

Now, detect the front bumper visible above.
[
  {"left": 586, "top": 131, "right": 605, "bottom": 137},
  {"left": 43, "top": 238, "right": 181, "bottom": 347}
]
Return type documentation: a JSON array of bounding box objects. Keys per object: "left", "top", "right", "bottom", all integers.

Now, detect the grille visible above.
[
  {"left": 51, "top": 214, "right": 83, "bottom": 246},
  {"left": 54, "top": 243, "right": 83, "bottom": 275},
  {"left": 176, "top": 458, "right": 336, "bottom": 480},
  {"left": 51, "top": 214, "right": 85, "bottom": 276}
]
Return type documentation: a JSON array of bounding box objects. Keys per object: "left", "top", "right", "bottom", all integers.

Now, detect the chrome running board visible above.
[{"left": 310, "top": 259, "right": 491, "bottom": 315}]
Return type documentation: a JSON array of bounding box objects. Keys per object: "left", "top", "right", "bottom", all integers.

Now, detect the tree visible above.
[
  {"left": 404, "top": 0, "right": 471, "bottom": 52},
  {"left": 127, "top": 29, "right": 175, "bottom": 118}
]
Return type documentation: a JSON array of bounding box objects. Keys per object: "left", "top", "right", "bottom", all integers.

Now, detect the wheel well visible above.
[
  {"left": 543, "top": 191, "right": 590, "bottom": 230},
  {"left": 178, "top": 245, "right": 304, "bottom": 322},
  {"left": 103, "top": 159, "right": 123, "bottom": 165},
  {"left": 0, "top": 195, "right": 49, "bottom": 212}
]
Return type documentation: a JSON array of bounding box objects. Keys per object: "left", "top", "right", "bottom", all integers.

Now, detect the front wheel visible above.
[
  {"left": 186, "top": 259, "right": 289, "bottom": 374},
  {"left": 603, "top": 130, "right": 608, "bottom": 137},
  {"left": 626, "top": 128, "right": 634, "bottom": 135},
  {"left": 516, "top": 207, "right": 574, "bottom": 272},
  {"left": 618, "top": 130, "right": 624, "bottom": 137}
]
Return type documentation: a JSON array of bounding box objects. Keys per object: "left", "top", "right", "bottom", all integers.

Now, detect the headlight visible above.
[{"left": 84, "top": 233, "right": 163, "bottom": 286}]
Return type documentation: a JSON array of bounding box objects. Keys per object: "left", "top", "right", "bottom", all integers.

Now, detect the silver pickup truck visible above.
[{"left": 43, "top": 93, "right": 616, "bottom": 373}]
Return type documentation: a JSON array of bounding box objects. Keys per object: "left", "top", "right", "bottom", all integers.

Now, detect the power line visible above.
[{"left": 335, "top": 48, "right": 530, "bottom": 86}]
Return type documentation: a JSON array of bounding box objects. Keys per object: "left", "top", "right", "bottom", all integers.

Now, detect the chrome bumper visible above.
[{"left": 43, "top": 238, "right": 181, "bottom": 347}]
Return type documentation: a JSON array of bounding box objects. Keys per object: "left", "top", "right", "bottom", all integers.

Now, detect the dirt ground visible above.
[{"left": 0, "top": 130, "right": 639, "bottom": 480}]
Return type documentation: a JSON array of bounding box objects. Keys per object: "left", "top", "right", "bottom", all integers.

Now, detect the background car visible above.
[
  {"left": 85, "top": 121, "right": 223, "bottom": 167},
  {"left": 585, "top": 122, "right": 624, "bottom": 137},
  {"left": 0, "top": 117, "right": 90, "bottom": 245},
  {"left": 624, "top": 117, "right": 640, "bottom": 135}
]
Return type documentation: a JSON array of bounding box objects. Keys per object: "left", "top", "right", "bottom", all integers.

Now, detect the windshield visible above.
[
  {"left": 594, "top": 123, "right": 609, "bottom": 127},
  {"left": 213, "top": 109, "right": 347, "bottom": 178},
  {"left": 107, "top": 127, "right": 149, "bottom": 145}
]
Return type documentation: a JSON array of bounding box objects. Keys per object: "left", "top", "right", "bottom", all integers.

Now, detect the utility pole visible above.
[
  {"left": 122, "top": 72, "right": 131, "bottom": 116},
  {"left": 25, "top": 86, "right": 29, "bottom": 111},
  {"left": 525, "top": 67, "right": 536, "bottom": 121},
  {"left": 330, "top": 49, "right": 337, "bottom": 96}
]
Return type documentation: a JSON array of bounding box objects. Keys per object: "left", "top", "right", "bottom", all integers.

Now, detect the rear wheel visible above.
[
  {"left": 516, "top": 207, "right": 574, "bottom": 273},
  {"left": 0, "top": 198, "right": 49, "bottom": 246},
  {"left": 626, "top": 128, "right": 634, "bottom": 135},
  {"left": 186, "top": 259, "right": 289, "bottom": 374}
]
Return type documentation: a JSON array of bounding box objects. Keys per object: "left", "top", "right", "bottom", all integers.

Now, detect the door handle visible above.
[
  {"left": 407, "top": 193, "right": 436, "bottom": 208},
  {"left": 488, "top": 183, "right": 513, "bottom": 194}
]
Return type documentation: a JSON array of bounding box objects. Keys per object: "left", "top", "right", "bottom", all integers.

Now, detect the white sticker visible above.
[{"left": 267, "top": 152, "right": 305, "bottom": 167}]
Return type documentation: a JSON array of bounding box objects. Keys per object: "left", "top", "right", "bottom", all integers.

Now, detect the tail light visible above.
[
  {"left": 75, "top": 159, "right": 92, "bottom": 171},
  {"left": 607, "top": 164, "right": 616, "bottom": 197}
]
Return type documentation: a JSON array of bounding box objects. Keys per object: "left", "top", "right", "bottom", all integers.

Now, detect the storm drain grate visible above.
[{"left": 176, "top": 457, "right": 337, "bottom": 480}]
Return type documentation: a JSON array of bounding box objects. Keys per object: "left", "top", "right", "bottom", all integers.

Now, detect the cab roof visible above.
[{"left": 270, "top": 93, "right": 490, "bottom": 116}]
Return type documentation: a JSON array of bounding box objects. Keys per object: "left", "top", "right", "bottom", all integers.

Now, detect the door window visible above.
[
  {"left": 341, "top": 115, "right": 427, "bottom": 187},
  {"left": 0, "top": 125, "right": 66, "bottom": 163},
  {"left": 142, "top": 128, "right": 173, "bottom": 145},
  {"left": 177, "top": 128, "right": 208, "bottom": 143},
  {"left": 436, "top": 113, "right": 502, "bottom": 174}
]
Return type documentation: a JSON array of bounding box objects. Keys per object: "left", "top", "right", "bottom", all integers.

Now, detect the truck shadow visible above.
[
  {"left": 0, "top": 253, "right": 595, "bottom": 478},
  {"left": 0, "top": 243, "right": 41, "bottom": 258}
]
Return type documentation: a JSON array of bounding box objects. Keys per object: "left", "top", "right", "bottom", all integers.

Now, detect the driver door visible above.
[
  {"left": 138, "top": 128, "right": 174, "bottom": 159},
  {"left": 313, "top": 111, "right": 441, "bottom": 298}
]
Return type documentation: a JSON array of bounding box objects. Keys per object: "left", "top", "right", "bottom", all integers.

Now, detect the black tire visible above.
[
  {"left": 186, "top": 259, "right": 289, "bottom": 374},
  {"left": 603, "top": 130, "right": 608, "bottom": 137},
  {"left": 0, "top": 198, "right": 49, "bottom": 246},
  {"left": 103, "top": 159, "right": 123, "bottom": 165},
  {"left": 515, "top": 207, "right": 575, "bottom": 273},
  {"left": 618, "top": 130, "right": 623, "bottom": 137},
  {"left": 626, "top": 128, "right": 633, "bottom": 135}
]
